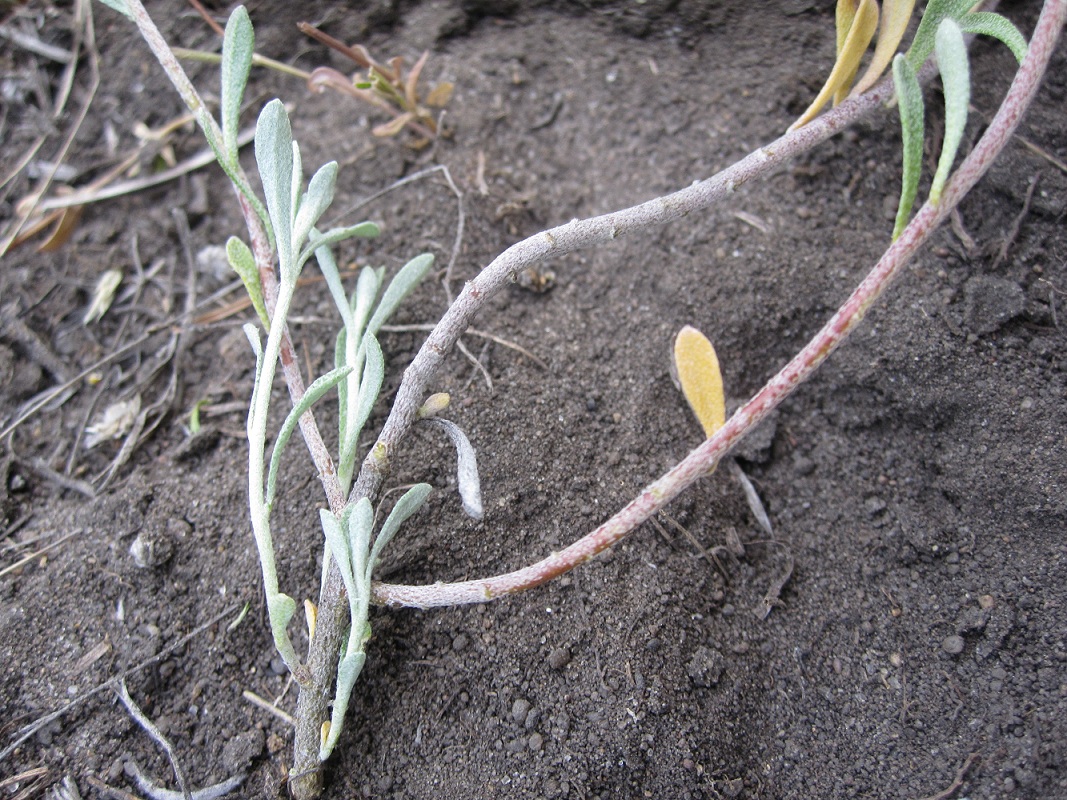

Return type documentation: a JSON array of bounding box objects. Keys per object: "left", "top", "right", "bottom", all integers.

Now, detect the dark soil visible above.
[{"left": 2, "top": 1, "right": 1066, "bottom": 798}]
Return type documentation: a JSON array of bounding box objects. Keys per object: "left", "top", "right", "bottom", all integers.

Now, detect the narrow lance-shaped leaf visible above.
[
  {"left": 338, "top": 333, "right": 385, "bottom": 488},
  {"left": 958, "top": 12, "right": 1028, "bottom": 63},
  {"left": 833, "top": 0, "right": 861, "bottom": 105},
  {"left": 314, "top": 239, "right": 356, "bottom": 335},
  {"left": 255, "top": 100, "right": 294, "bottom": 272},
  {"left": 367, "top": 483, "right": 432, "bottom": 580},
  {"left": 790, "top": 0, "right": 878, "bottom": 130},
  {"left": 930, "top": 17, "right": 970, "bottom": 204},
  {"left": 292, "top": 161, "right": 339, "bottom": 248},
  {"left": 850, "top": 0, "right": 917, "bottom": 97},
  {"left": 425, "top": 418, "right": 483, "bottom": 520},
  {"left": 242, "top": 322, "right": 264, "bottom": 436},
  {"left": 298, "top": 221, "right": 380, "bottom": 274},
  {"left": 674, "top": 325, "right": 726, "bottom": 439},
  {"left": 345, "top": 498, "right": 374, "bottom": 606},
  {"left": 366, "top": 253, "right": 434, "bottom": 336},
  {"left": 906, "top": 0, "right": 977, "bottom": 71},
  {"left": 97, "top": 0, "right": 133, "bottom": 17},
  {"left": 220, "top": 5, "right": 254, "bottom": 160},
  {"left": 226, "top": 236, "right": 268, "bottom": 328},
  {"left": 266, "top": 365, "right": 351, "bottom": 510},
  {"left": 289, "top": 140, "right": 304, "bottom": 253},
  {"left": 351, "top": 333, "right": 385, "bottom": 442},
  {"left": 320, "top": 509, "right": 358, "bottom": 611},
  {"left": 320, "top": 650, "right": 366, "bottom": 761},
  {"left": 891, "top": 54, "right": 924, "bottom": 240}
]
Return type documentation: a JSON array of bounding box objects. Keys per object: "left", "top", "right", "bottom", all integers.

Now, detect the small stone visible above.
[
  {"left": 547, "top": 647, "right": 571, "bottom": 670},
  {"left": 511, "top": 698, "right": 531, "bottom": 724},
  {"left": 687, "top": 646, "right": 724, "bottom": 688},
  {"left": 942, "top": 634, "right": 965, "bottom": 655},
  {"left": 129, "top": 528, "right": 175, "bottom": 569},
  {"left": 452, "top": 633, "right": 469, "bottom": 652},
  {"left": 963, "top": 275, "right": 1026, "bottom": 335},
  {"left": 221, "top": 729, "right": 264, "bottom": 774},
  {"left": 528, "top": 732, "right": 544, "bottom": 751}
]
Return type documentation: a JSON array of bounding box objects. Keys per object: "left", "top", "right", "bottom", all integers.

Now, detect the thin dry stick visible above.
[
  {"left": 362, "top": 0, "right": 1066, "bottom": 608},
  {"left": 114, "top": 679, "right": 192, "bottom": 800}
]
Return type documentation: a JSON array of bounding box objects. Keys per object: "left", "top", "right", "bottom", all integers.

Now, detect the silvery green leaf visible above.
[
  {"left": 425, "top": 418, "right": 483, "bottom": 520},
  {"left": 930, "top": 17, "right": 970, "bottom": 204},
  {"left": 226, "top": 236, "right": 268, "bottom": 327},
  {"left": 293, "top": 162, "right": 338, "bottom": 245},
  {"left": 335, "top": 328, "right": 349, "bottom": 445},
  {"left": 243, "top": 322, "right": 263, "bottom": 434},
  {"left": 352, "top": 333, "right": 384, "bottom": 437},
  {"left": 320, "top": 509, "right": 358, "bottom": 607},
  {"left": 266, "top": 365, "right": 351, "bottom": 510},
  {"left": 338, "top": 333, "right": 384, "bottom": 488},
  {"left": 319, "top": 651, "right": 366, "bottom": 761},
  {"left": 906, "top": 0, "right": 976, "bottom": 71},
  {"left": 367, "top": 253, "right": 434, "bottom": 336},
  {"left": 367, "top": 483, "right": 432, "bottom": 581},
  {"left": 266, "top": 592, "right": 303, "bottom": 678},
  {"left": 221, "top": 6, "right": 254, "bottom": 159},
  {"left": 298, "top": 222, "right": 380, "bottom": 274},
  {"left": 351, "top": 265, "right": 382, "bottom": 340},
  {"left": 959, "top": 12, "right": 1028, "bottom": 63},
  {"left": 290, "top": 141, "right": 303, "bottom": 233},
  {"left": 254, "top": 101, "right": 294, "bottom": 272},
  {"left": 346, "top": 497, "right": 374, "bottom": 593},
  {"left": 314, "top": 231, "right": 354, "bottom": 332},
  {"left": 891, "top": 54, "right": 924, "bottom": 240},
  {"left": 96, "top": 0, "right": 132, "bottom": 19}
]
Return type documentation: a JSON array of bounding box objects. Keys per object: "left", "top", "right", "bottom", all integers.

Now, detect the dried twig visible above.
[
  {"left": 114, "top": 679, "right": 192, "bottom": 800},
  {"left": 916, "top": 752, "right": 980, "bottom": 800},
  {"left": 123, "top": 760, "right": 244, "bottom": 800}
]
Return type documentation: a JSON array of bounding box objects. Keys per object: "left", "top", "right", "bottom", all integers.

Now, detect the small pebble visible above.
[
  {"left": 511, "top": 698, "right": 531, "bottom": 724},
  {"left": 942, "top": 634, "right": 965, "bottom": 655},
  {"left": 547, "top": 647, "right": 571, "bottom": 670}
]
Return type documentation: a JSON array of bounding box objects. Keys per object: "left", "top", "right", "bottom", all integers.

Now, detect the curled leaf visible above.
[
  {"left": 958, "top": 12, "right": 1028, "bottom": 63},
  {"left": 425, "top": 418, "right": 483, "bottom": 520},
  {"left": 673, "top": 325, "right": 726, "bottom": 439}
]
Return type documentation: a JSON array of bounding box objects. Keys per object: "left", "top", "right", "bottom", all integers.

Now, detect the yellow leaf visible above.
[
  {"left": 790, "top": 0, "right": 878, "bottom": 130},
  {"left": 372, "top": 111, "right": 416, "bottom": 137},
  {"left": 425, "top": 81, "right": 454, "bottom": 108},
  {"left": 850, "top": 0, "right": 917, "bottom": 97},
  {"left": 833, "top": 0, "right": 861, "bottom": 104},
  {"left": 674, "top": 325, "right": 726, "bottom": 439}
]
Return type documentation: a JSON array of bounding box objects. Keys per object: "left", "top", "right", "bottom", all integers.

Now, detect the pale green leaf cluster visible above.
[
  {"left": 890, "top": 0, "right": 1027, "bottom": 239},
  {"left": 318, "top": 483, "right": 432, "bottom": 759}
]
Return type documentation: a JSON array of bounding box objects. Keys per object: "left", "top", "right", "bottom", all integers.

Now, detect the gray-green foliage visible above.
[
  {"left": 318, "top": 482, "right": 432, "bottom": 759},
  {"left": 99, "top": 0, "right": 450, "bottom": 757},
  {"left": 890, "top": 0, "right": 1027, "bottom": 240}
]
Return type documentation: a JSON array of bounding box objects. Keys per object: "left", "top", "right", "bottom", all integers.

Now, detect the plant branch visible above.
[{"left": 366, "top": 0, "right": 1065, "bottom": 608}]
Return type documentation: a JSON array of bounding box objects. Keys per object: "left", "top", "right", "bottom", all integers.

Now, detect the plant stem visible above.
[{"left": 364, "top": 0, "right": 1064, "bottom": 609}]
